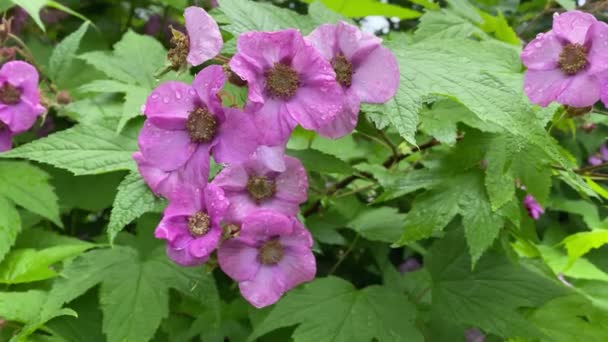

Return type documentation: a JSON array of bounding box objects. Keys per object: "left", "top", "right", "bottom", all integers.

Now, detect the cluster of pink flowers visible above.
[
  {"left": 133, "top": 7, "right": 398, "bottom": 307},
  {"left": 522, "top": 10, "right": 608, "bottom": 109},
  {"left": 0, "top": 61, "right": 45, "bottom": 152}
]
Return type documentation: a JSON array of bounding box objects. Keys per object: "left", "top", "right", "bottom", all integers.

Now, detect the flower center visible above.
[
  {"left": 223, "top": 223, "right": 241, "bottom": 238},
  {"left": 266, "top": 63, "right": 299, "bottom": 99},
  {"left": 0, "top": 83, "right": 21, "bottom": 105},
  {"left": 168, "top": 26, "right": 189, "bottom": 70},
  {"left": 559, "top": 44, "right": 587, "bottom": 75},
  {"left": 246, "top": 175, "right": 276, "bottom": 202},
  {"left": 258, "top": 239, "right": 284, "bottom": 265},
  {"left": 331, "top": 54, "right": 353, "bottom": 87},
  {"left": 187, "top": 211, "right": 211, "bottom": 237},
  {"left": 186, "top": 107, "right": 218, "bottom": 143}
]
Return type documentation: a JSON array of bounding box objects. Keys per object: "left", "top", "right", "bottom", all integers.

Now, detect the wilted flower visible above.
[
  {"left": 212, "top": 146, "right": 308, "bottom": 223},
  {"left": 0, "top": 61, "right": 45, "bottom": 152},
  {"left": 168, "top": 6, "right": 222, "bottom": 69},
  {"left": 134, "top": 65, "right": 258, "bottom": 198},
  {"left": 306, "top": 21, "right": 399, "bottom": 138},
  {"left": 155, "top": 184, "right": 228, "bottom": 266},
  {"left": 218, "top": 210, "right": 316, "bottom": 308},
  {"left": 523, "top": 194, "right": 544, "bottom": 220},
  {"left": 521, "top": 11, "right": 608, "bottom": 107},
  {"left": 229, "top": 29, "right": 344, "bottom": 144}
]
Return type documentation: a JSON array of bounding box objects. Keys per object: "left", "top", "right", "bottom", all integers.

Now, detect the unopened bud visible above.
[
  {"left": 0, "top": 17, "right": 12, "bottom": 43},
  {"left": 56, "top": 90, "right": 71, "bottom": 105},
  {"left": 167, "top": 26, "right": 189, "bottom": 71}
]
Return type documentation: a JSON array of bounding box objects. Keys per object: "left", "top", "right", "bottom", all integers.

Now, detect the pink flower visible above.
[
  {"left": 134, "top": 65, "right": 258, "bottom": 198},
  {"left": 600, "top": 145, "right": 608, "bottom": 160},
  {"left": 523, "top": 194, "right": 544, "bottom": 220},
  {"left": 155, "top": 184, "right": 229, "bottom": 266},
  {"left": 588, "top": 154, "right": 603, "bottom": 166},
  {"left": 521, "top": 11, "right": 608, "bottom": 107},
  {"left": 218, "top": 210, "right": 316, "bottom": 308},
  {"left": 0, "top": 61, "right": 45, "bottom": 152},
  {"left": 211, "top": 146, "right": 308, "bottom": 223},
  {"left": 183, "top": 6, "right": 223, "bottom": 66},
  {"left": 229, "top": 29, "right": 344, "bottom": 144},
  {"left": 306, "top": 21, "right": 399, "bottom": 138}
]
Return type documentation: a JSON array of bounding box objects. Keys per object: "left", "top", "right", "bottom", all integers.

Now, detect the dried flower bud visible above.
[{"left": 56, "top": 90, "right": 72, "bottom": 105}]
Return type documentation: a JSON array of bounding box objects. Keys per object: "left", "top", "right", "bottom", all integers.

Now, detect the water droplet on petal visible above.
[
  {"left": 140, "top": 104, "right": 146, "bottom": 113},
  {"left": 553, "top": 12, "right": 560, "bottom": 18},
  {"left": 163, "top": 97, "right": 170, "bottom": 104},
  {"left": 151, "top": 93, "right": 160, "bottom": 100},
  {"left": 175, "top": 91, "right": 182, "bottom": 99}
]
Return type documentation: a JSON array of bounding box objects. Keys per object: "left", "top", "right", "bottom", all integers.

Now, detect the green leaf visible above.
[
  {"left": 0, "top": 290, "right": 47, "bottom": 323},
  {"left": 218, "top": 0, "right": 316, "bottom": 34},
  {"left": 562, "top": 230, "right": 608, "bottom": 267},
  {"left": 308, "top": 1, "right": 353, "bottom": 25},
  {"left": 249, "top": 277, "right": 423, "bottom": 342},
  {"left": 10, "top": 0, "right": 46, "bottom": 31},
  {"left": 428, "top": 229, "right": 569, "bottom": 338},
  {"left": 549, "top": 197, "right": 608, "bottom": 230},
  {"left": 348, "top": 207, "right": 405, "bottom": 243},
  {"left": 528, "top": 295, "right": 608, "bottom": 342},
  {"left": 413, "top": 9, "right": 487, "bottom": 41},
  {"left": 536, "top": 245, "right": 608, "bottom": 282},
  {"left": 79, "top": 31, "right": 166, "bottom": 89},
  {"left": 0, "top": 196, "right": 21, "bottom": 264},
  {"left": 49, "top": 22, "right": 90, "bottom": 86},
  {"left": 302, "top": 0, "right": 421, "bottom": 19},
  {"left": 0, "top": 244, "right": 94, "bottom": 284},
  {"left": 1, "top": 119, "right": 138, "bottom": 175},
  {"left": 287, "top": 148, "right": 354, "bottom": 174},
  {"left": 555, "top": 0, "right": 576, "bottom": 10},
  {"left": 0, "top": 161, "right": 61, "bottom": 226},
  {"left": 108, "top": 173, "right": 162, "bottom": 243},
  {"left": 18, "top": 233, "right": 218, "bottom": 341}
]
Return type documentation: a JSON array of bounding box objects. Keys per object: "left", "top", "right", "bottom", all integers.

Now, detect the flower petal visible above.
[
  {"left": 305, "top": 23, "right": 339, "bottom": 60},
  {"left": 553, "top": 10, "right": 596, "bottom": 45},
  {"left": 276, "top": 251, "right": 316, "bottom": 292},
  {"left": 192, "top": 65, "right": 226, "bottom": 115},
  {"left": 213, "top": 108, "right": 259, "bottom": 164},
  {"left": 241, "top": 210, "right": 293, "bottom": 238},
  {"left": 189, "top": 226, "right": 221, "bottom": 258},
  {"left": 524, "top": 69, "right": 571, "bottom": 107},
  {"left": 138, "top": 120, "right": 197, "bottom": 172},
  {"left": 212, "top": 164, "right": 249, "bottom": 191},
  {"left": 225, "top": 193, "right": 258, "bottom": 224},
  {"left": 317, "top": 92, "right": 359, "bottom": 139},
  {"left": 239, "top": 266, "right": 286, "bottom": 308},
  {"left": 184, "top": 6, "right": 223, "bottom": 66},
  {"left": 0, "top": 61, "right": 40, "bottom": 98},
  {"left": 556, "top": 71, "right": 600, "bottom": 107},
  {"left": 336, "top": 21, "right": 382, "bottom": 62},
  {"left": 0, "top": 101, "right": 42, "bottom": 133},
  {"left": 218, "top": 237, "right": 261, "bottom": 281},
  {"left": 286, "top": 84, "right": 343, "bottom": 130},
  {"left": 274, "top": 156, "right": 308, "bottom": 204},
  {"left": 587, "top": 21, "right": 608, "bottom": 75},
  {"left": 204, "top": 184, "right": 229, "bottom": 224},
  {"left": 351, "top": 45, "right": 399, "bottom": 103},
  {"left": 521, "top": 31, "right": 563, "bottom": 71},
  {"left": 251, "top": 99, "right": 297, "bottom": 146},
  {"left": 250, "top": 145, "right": 286, "bottom": 173},
  {"left": 0, "top": 127, "right": 12, "bottom": 152},
  {"left": 279, "top": 218, "right": 314, "bottom": 252},
  {"left": 166, "top": 236, "right": 208, "bottom": 266},
  {"left": 144, "top": 81, "right": 196, "bottom": 130}
]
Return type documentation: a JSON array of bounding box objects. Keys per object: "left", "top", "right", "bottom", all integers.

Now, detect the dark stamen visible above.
[
  {"left": 331, "top": 54, "right": 353, "bottom": 87},
  {"left": 265, "top": 63, "right": 299, "bottom": 99},
  {"left": 168, "top": 26, "right": 189, "bottom": 71},
  {"left": 258, "top": 239, "right": 284, "bottom": 265},
  {"left": 246, "top": 175, "right": 276, "bottom": 202},
  {"left": 186, "top": 107, "right": 218, "bottom": 143},
  {"left": 559, "top": 44, "right": 587, "bottom": 75},
  {"left": 187, "top": 211, "right": 211, "bottom": 237},
  {"left": 0, "top": 83, "right": 21, "bottom": 105}
]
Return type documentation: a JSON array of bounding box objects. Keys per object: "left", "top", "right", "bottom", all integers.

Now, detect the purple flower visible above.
[
  {"left": 218, "top": 210, "right": 316, "bottom": 308},
  {"left": 398, "top": 258, "right": 421, "bottom": 274},
  {"left": 306, "top": 21, "right": 399, "bottom": 138},
  {"left": 600, "top": 145, "right": 608, "bottom": 161},
  {"left": 229, "top": 29, "right": 344, "bottom": 144},
  {"left": 523, "top": 194, "right": 544, "bottom": 220},
  {"left": 155, "top": 184, "right": 229, "bottom": 266},
  {"left": 0, "top": 61, "right": 45, "bottom": 152},
  {"left": 521, "top": 11, "right": 608, "bottom": 107},
  {"left": 465, "top": 328, "right": 485, "bottom": 342},
  {"left": 211, "top": 145, "right": 308, "bottom": 223},
  {"left": 134, "top": 65, "right": 258, "bottom": 198},
  {"left": 588, "top": 154, "right": 603, "bottom": 166},
  {"left": 183, "top": 6, "right": 223, "bottom": 66}
]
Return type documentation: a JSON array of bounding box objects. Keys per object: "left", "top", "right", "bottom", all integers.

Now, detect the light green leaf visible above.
[
  {"left": 10, "top": 0, "right": 46, "bottom": 31},
  {"left": 562, "top": 230, "right": 608, "bottom": 267},
  {"left": 348, "top": 207, "right": 406, "bottom": 243},
  {"left": 0, "top": 161, "right": 61, "bottom": 226},
  {"left": 0, "top": 244, "right": 94, "bottom": 284},
  {"left": 536, "top": 245, "right": 608, "bottom": 282},
  {"left": 428, "top": 229, "right": 569, "bottom": 338},
  {"left": 79, "top": 31, "right": 166, "bottom": 89},
  {"left": 308, "top": 1, "right": 353, "bottom": 25},
  {"left": 250, "top": 277, "right": 423, "bottom": 342},
  {"left": 0, "top": 290, "right": 47, "bottom": 323},
  {"left": 287, "top": 148, "right": 354, "bottom": 174},
  {"left": 49, "top": 22, "right": 90, "bottom": 86},
  {"left": 302, "top": 0, "right": 421, "bottom": 19},
  {"left": 0, "top": 196, "right": 21, "bottom": 264},
  {"left": 1, "top": 119, "right": 139, "bottom": 175},
  {"left": 107, "top": 173, "right": 162, "bottom": 243},
  {"left": 549, "top": 197, "right": 608, "bottom": 230},
  {"left": 218, "top": 0, "right": 316, "bottom": 34},
  {"left": 555, "top": 0, "right": 576, "bottom": 10}
]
